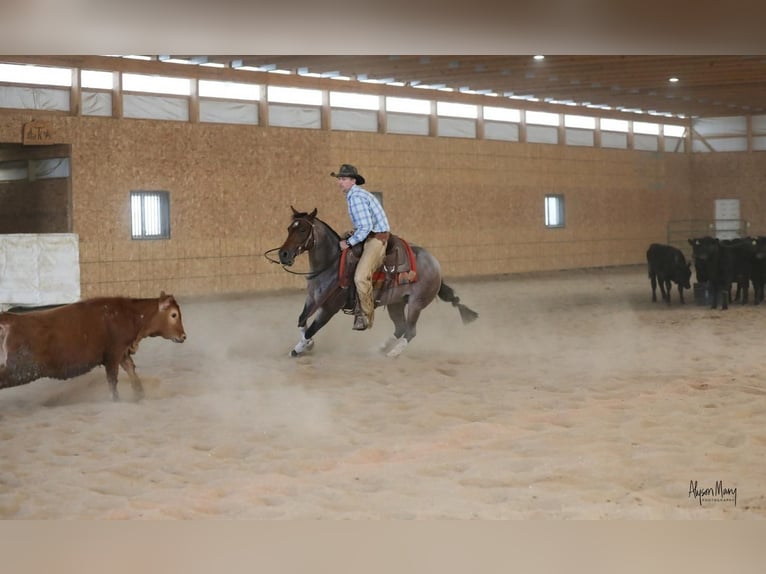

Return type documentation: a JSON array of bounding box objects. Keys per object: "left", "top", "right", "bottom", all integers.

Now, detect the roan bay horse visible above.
[{"left": 273, "top": 207, "right": 478, "bottom": 358}]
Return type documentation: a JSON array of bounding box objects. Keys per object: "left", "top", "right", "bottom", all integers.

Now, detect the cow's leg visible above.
[
  {"left": 649, "top": 272, "right": 658, "bottom": 302},
  {"left": 678, "top": 285, "right": 685, "bottom": 304},
  {"left": 380, "top": 302, "right": 407, "bottom": 354},
  {"left": 105, "top": 361, "right": 121, "bottom": 401},
  {"left": 662, "top": 279, "right": 673, "bottom": 303},
  {"left": 120, "top": 354, "right": 144, "bottom": 401},
  {"left": 656, "top": 274, "right": 669, "bottom": 303}
]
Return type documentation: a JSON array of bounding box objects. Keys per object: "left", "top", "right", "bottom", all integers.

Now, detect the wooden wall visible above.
[
  {"left": 2, "top": 110, "right": 763, "bottom": 300},
  {"left": 689, "top": 153, "right": 766, "bottom": 234}
]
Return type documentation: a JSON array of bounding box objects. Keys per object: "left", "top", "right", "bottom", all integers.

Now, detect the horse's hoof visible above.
[
  {"left": 290, "top": 338, "right": 314, "bottom": 357},
  {"left": 386, "top": 338, "right": 408, "bottom": 358},
  {"left": 379, "top": 336, "right": 399, "bottom": 354}
]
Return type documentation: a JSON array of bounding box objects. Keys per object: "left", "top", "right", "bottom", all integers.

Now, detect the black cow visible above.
[
  {"left": 749, "top": 236, "right": 766, "bottom": 305},
  {"left": 688, "top": 236, "right": 757, "bottom": 310},
  {"left": 646, "top": 243, "right": 692, "bottom": 305}
]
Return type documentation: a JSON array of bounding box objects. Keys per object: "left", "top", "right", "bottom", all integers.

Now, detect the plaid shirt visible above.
[{"left": 345, "top": 185, "right": 390, "bottom": 247}]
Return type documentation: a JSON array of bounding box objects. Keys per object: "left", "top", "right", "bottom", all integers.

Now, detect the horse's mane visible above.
[{"left": 292, "top": 210, "right": 341, "bottom": 242}]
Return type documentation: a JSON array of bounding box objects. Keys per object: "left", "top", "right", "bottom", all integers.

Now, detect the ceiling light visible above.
[
  {"left": 668, "top": 77, "right": 679, "bottom": 83},
  {"left": 533, "top": 55, "right": 545, "bottom": 61}
]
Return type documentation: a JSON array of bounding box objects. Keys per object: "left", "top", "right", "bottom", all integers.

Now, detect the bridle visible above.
[{"left": 264, "top": 215, "right": 339, "bottom": 278}]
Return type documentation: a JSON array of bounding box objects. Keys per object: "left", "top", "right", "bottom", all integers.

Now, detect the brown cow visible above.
[{"left": 0, "top": 291, "right": 186, "bottom": 401}]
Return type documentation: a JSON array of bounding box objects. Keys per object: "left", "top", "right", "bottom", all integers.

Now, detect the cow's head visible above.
[
  {"left": 153, "top": 291, "right": 187, "bottom": 343},
  {"left": 688, "top": 236, "right": 718, "bottom": 260}
]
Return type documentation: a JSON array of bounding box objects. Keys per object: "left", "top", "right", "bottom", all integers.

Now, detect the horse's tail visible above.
[{"left": 438, "top": 281, "right": 479, "bottom": 324}]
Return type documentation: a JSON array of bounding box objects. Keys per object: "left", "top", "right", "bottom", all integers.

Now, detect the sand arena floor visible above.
[{"left": 1, "top": 265, "right": 764, "bottom": 519}]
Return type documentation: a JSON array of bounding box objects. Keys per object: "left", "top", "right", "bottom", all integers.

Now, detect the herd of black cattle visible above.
[{"left": 647, "top": 237, "right": 766, "bottom": 310}]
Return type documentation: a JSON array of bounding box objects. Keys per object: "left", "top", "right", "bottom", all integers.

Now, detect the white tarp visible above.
[{"left": 0, "top": 233, "right": 80, "bottom": 310}]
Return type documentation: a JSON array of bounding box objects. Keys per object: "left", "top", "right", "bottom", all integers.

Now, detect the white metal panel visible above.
[
  {"left": 527, "top": 125, "right": 558, "bottom": 144},
  {"left": 565, "top": 128, "right": 594, "bottom": 147},
  {"left": 387, "top": 113, "right": 429, "bottom": 136},
  {"left": 714, "top": 199, "right": 741, "bottom": 240},
  {"left": 752, "top": 115, "right": 766, "bottom": 133},
  {"left": 0, "top": 233, "right": 80, "bottom": 309},
  {"left": 694, "top": 116, "right": 747, "bottom": 136},
  {"left": 200, "top": 99, "right": 258, "bottom": 125},
  {"left": 664, "top": 136, "right": 685, "bottom": 152},
  {"left": 331, "top": 108, "right": 378, "bottom": 132},
  {"left": 602, "top": 131, "right": 628, "bottom": 149},
  {"left": 485, "top": 121, "right": 519, "bottom": 142},
  {"left": 123, "top": 94, "right": 189, "bottom": 121},
  {"left": 437, "top": 117, "right": 476, "bottom": 138},
  {"left": 634, "top": 134, "right": 658, "bottom": 151},
  {"left": 707, "top": 137, "right": 748, "bottom": 152},
  {"left": 268, "top": 104, "right": 321, "bottom": 129},
  {"left": 82, "top": 91, "right": 112, "bottom": 116},
  {"left": 0, "top": 85, "right": 69, "bottom": 111}
]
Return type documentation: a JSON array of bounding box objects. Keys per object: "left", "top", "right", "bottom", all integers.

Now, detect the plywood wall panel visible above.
[{"left": 6, "top": 111, "right": 764, "bottom": 299}]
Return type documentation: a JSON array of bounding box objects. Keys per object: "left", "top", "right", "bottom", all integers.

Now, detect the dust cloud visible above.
[{"left": 1, "top": 267, "right": 765, "bottom": 518}]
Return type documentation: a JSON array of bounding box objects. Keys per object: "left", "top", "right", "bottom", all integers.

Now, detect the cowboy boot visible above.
[{"left": 352, "top": 314, "right": 369, "bottom": 331}]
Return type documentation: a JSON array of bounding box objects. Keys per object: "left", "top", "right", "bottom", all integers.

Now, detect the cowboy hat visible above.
[{"left": 330, "top": 164, "right": 365, "bottom": 185}]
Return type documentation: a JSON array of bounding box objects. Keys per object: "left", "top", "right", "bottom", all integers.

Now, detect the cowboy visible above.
[{"left": 331, "top": 164, "right": 391, "bottom": 331}]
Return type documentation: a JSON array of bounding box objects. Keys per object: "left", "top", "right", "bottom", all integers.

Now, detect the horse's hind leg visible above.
[
  {"left": 380, "top": 302, "right": 407, "bottom": 354},
  {"left": 386, "top": 303, "right": 424, "bottom": 358}
]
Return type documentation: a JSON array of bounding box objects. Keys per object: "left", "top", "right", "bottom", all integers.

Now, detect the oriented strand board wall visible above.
[
  {"left": 688, "top": 153, "right": 766, "bottom": 234},
  {"left": 6, "top": 110, "right": 757, "bottom": 300}
]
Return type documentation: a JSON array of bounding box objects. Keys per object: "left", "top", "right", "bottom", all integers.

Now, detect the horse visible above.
[{"left": 272, "top": 207, "right": 478, "bottom": 358}]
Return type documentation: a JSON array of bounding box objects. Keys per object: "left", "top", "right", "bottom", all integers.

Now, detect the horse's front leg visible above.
[
  {"left": 290, "top": 294, "right": 345, "bottom": 357},
  {"left": 290, "top": 297, "right": 316, "bottom": 357},
  {"left": 291, "top": 308, "right": 338, "bottom": 357}
]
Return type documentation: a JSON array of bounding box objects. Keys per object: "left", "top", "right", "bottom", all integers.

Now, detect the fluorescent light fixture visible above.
[
  {"left": 668, "top": 77, "right": 679, "bottom": 83},
  {"left": 533, "top": 55, "right": 545, "bottom": 60}
]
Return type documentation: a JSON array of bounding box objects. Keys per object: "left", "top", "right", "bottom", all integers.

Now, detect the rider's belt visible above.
[{"left": 368, "top": 231, "right": 390, "bottom": 243}]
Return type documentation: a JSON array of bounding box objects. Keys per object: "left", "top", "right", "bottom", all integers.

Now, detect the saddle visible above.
[{"left": 339, "top": 234, "right": 418, "bottom": 310}]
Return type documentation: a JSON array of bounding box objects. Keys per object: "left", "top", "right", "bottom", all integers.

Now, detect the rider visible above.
[{"left": 331, "top": 163, "right": 391, "bottom": 331}]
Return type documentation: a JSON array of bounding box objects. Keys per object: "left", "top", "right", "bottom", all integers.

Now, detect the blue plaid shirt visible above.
[{"left": 346, "top": 185, "right": 390, "bottom": 247}]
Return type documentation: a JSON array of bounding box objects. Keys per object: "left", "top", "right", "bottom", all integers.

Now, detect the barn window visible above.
[
  {"left": 545, "top": 194, "right": 565, "bottom": 228},
  {"left": 131, "top": 191, "right": 170, "bottom": 239}
]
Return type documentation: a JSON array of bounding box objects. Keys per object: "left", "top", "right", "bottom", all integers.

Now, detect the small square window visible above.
[
  {"left": 545, "top": 194, "right": 565, "bottom": 228},
  {"left": 131, "top": 190, "right": 170, "bottom": 239}
]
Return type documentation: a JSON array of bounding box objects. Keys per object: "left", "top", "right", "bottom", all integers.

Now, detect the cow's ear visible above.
[
  {"left": 160, "top": 290, "right": 167, "bottom": 298},
  {"left": 309, "top": 208, "right": 317, "bottom": 219},
  {"left": 159, "top": 297, "right": 171, "bottom": 311}
]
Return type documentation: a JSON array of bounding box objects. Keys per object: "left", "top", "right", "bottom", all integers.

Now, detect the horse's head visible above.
[{"left": 278, "top": 207, "right": 318, "bottom": 265}]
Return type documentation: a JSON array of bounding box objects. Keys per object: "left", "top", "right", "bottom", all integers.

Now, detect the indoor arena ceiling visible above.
[{"left": 164, "top": 54, "right": 766, "bottom": 120}]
